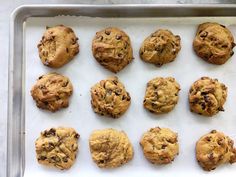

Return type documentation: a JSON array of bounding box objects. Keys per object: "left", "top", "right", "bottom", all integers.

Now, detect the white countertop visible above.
[{"left": 1, "top": 1, "right": 235, "bottom": 177}]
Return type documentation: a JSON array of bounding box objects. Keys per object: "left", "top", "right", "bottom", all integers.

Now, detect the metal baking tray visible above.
[{"left": 8, "top": 4, "right": 236, "bottom": 177}]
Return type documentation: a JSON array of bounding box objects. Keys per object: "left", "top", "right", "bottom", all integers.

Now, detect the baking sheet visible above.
[{"left": 25, "top": 16, "right": 236, "bottom": 177}]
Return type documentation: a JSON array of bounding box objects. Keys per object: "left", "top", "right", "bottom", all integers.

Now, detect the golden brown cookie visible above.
[
  {"left": 35, "top": 127, "right": 80, "bottom": 170},
  {"left": 89, "top": 128, "right": 134, "bottom": 168},
  {"left": 140, "top": 127, "right": 179, "bottom": 165},
  {"left": 90, "top": 76, "right": 131, "bottom": 118},
  {"left": 189, "top": 77, "right": 227, "bottom": 117},
  {"left": 143, "top": 77, "right": 180, "bottom": 114},
  {"left": 31, "top": 73, "right": 73, "bottom": 112},
  {"left": 92, "top": 27, "right": 133, "bottom": 73},
  {"left": 38, "top": 25, "right": 79, "bottom": 68},
  {"left": 193, "top": 22, "right": 235, "bottom": 65},
  {"left": 196, "top": 130, "right": 236, "bottom": 171},
  {"left": 140, "top": 29, "right": 181, "bottom": 66}
]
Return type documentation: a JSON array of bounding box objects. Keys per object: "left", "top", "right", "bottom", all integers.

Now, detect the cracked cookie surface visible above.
[
  {"left": 193, "top": 22, "right": 235, "bottom": 65},
  {"left": 35, "top": 127, "right": 80, "bottom": 170},
  {"left": 143, "top": 77, "right": 180, "bottom": 114},
  {"left": 140, "top": 29, "right": 181, "bottom": 66},
  {"left": 189, "top": 77, "right": 227, "bottom": 117},
  {"left": 92, "top": 27, "right": 133, "bottom": 73},
  {"left": 196, "top": 130, "right": 236, "bottom": 171},
  {"left": 90, "top": 76, "right": 131, "bottom": 118},
  {"left": 38, "top": 25, "right": 79, "bottom": 68},
  {"left": 140, "top": 127, "right": 179, "bottom": 164},
  {"left": 89, "top": 128, "right": 134, "bottom": 168},
  {"left": 31, "top": 73, "right": 73, "bottom": 112}
]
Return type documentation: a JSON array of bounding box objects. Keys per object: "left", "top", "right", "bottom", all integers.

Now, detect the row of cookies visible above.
[
  {"left": 35, "top": 126, "right": 236, "bottom": 171},
  {"left": 31, "top": 73, "right": 227, "bottom": 117},
  {"left": 37, "top": 22, "right": 235, "bottom": 73}
]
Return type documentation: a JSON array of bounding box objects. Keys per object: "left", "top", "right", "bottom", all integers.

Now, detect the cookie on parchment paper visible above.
[
  {"left": 189, "top": 77, "right": 227, "bottom": 117},
  {"left": 140, "top": 127, "right": 179, "bottom": 165},
  {"left": 140, "top": 29, "right": 181, "bottom": 66},
  {"left": 196, "top": 130, "right": 236, "bottom": 171},
  {"left": 143, "top": 77, "right": 180, "bottom": 114},
  {"left": 31, "top": 73, "right": 73, "bottom": 112},
  {"left": 35, "top": 127, "right": 80, "bottom": 170},
  {"left": 89, "top": 128, "right": 134, "bottom": 168},
  {"left": 90, "top": 76, "right": 131, "bottom": 118},
  {"left": 38, "top": 25, "right": 79, "bottom": 68},
  {"left": 193, "top": 22, "right": 235, "bottom": 65},
  {"left": 92, "top": 27, "right": 133, "bottom": 73}
]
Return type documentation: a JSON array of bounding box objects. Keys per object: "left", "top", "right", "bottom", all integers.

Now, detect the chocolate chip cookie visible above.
[
  {"left": 189, "top": 77, "right": 227, "bottom": 117},
  {"left": 92, "top": 27, "right": 133, "bottom": 73},
  {"left": 143, "top": 77, "right": 180, "bottom": 114},
  {"left": 31, "top": 73, "right": 73, "bottom": 112},
  {"left": 196, "top": 130, "right": 236, "bottom": 171},
  {"left": 90, "top": 76, "right": 131, "bottom": 118},
  {"left": 38, "top": 25, "right": 79, "bottom": 68},
  {"left": 140, "top": 127, "right": 179, "bottom": 164},
  {"left": 193, "top": 22, "right": 235, "bottom": 65},
  {"left": 140, "top": 29, "right": 181, "bottom": 66},
  {"left": 35, "top": 127, "right": 80, "bottom": 170},
  {"left": 89, "top": 128, "right": 134, "bottom": 168}
]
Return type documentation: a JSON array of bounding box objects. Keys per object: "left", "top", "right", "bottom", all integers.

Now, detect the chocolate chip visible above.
[
  {"left": 118, "top": 53, "right": 122, "bottom": 57},
  {"left": 218, "top": 107, "right": 224, "bottom": 111},
  {"left": 44, "top": 128, "right": 56, "bottom": 137},
  {"left": 39, "top": 156, "right": 47, "bottom": 160},
  {"left": 97, "top": 35, "right": 103, "bottom": 41},
  {"left": 208, "top": 153, "right": 214, "bottom": 160},
  {"left": 205, "top": 136, "right": 211, "bottom": 142},
  {"left": 66, "top": 48, "right": 69, "bottom": 53},
  {"left": 62, "top": 81, "right": 69, "bottom": 87},
  {"left": 222, "top": 45, "right": 228, "bottom": 48},
  {"left": 74, "top": 133, "right": 80, "bottom": 139},
  {"left": 99, "top": 160, "right": 105, "bottom": 164},
  {"left": 230, "top": 51, "right": 234, "bottom": 56},
  {"left": 105, "top": 30, "right": 111, "bottom": 35},
  {"left": 51, "top": 156, "right": 61, "bottom": 162},
  {"left": 155, "top": 63, "right": 162, "bottom": 67},
  {"left": 162, "top": 144, "right": 167, "bottom": 149},
  {"left": 116, "top": 34, "right": 122, "bottom": 40},
  {"left": 167, "top": 138, "right": 177, "bottom": 144},
  {"left": 220, "top": 24, "right": 226, "bottom": 28},
  {"left": 217, "top": 138, "right": 224, "bottom": 146},
  {"left": 211, "top": 130, "right": 217, "bottom": 134},
  {"left": 62, "top": 157, "right": 68, "bottom": 162},
  {"left": 201, "top": 102, "right": 206, "bottom": 110},
  {"left": 200, "top": 31, "right": 208, "bottom": 38},
  {"left": 151, "top": 33, "right": 156, "bottom": 37}
]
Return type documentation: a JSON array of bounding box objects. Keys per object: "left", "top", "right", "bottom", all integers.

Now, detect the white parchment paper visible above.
[{"left": 25, "top": 16, "right": 236, "bottom": 177}]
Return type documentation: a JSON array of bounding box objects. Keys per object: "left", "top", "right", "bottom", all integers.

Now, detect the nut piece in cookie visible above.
[
  {"left": 90, "top": 76, "right": 131, "bottom": 118},
  {"left": 196, "top": 130, "right": 236, "bottom": 171},
  {"left": 189, "top": 77, "right": 227, "bottom": 117},
  {"left": 92, "top": 27, "right": 133, "bottom": 73},
  {"left": 140, "top": 127, "right": 179, "bottom": 164},
  {"left": 193, "top": 22, "right": 235, "bottom": 65},
  {"left": 35, "top": 127, "right": 80, "bottom": 170},
  {"left": 89, "top": 128, "right": 134, "bottom": 168},
  {"left": 38, "top": 25, "right": 79, "bottom": 68},
  {"left": 143, "top": 77, "right": 180, "bottom": 114},
  {"left": 140, "top": 29, "right": 181, "bottom": 66},
  {"left": 31, "top": 73, "right": 73, "bottom": 112}
]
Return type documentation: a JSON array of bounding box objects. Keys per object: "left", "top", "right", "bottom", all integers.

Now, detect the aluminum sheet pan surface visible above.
[{"left": 23, "top": 16, "right": 236, "bottom": 177}]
